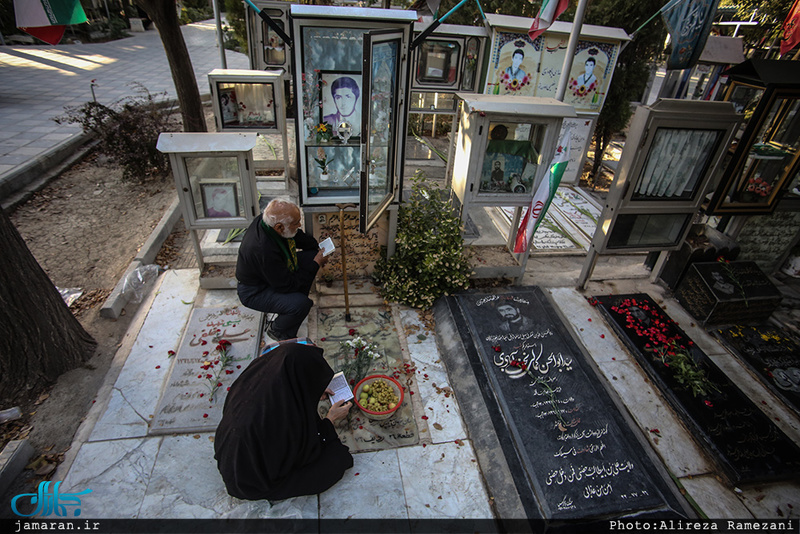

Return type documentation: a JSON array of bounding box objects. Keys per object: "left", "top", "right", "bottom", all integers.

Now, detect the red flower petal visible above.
[
  {"left": 155, "top": 365, "right": 161, "bottom": 369},
  {"left": 203, "top": 414, "right": 208, "bottom": 418},
  {"left": 321, "top": 337, "right": 327, "bottom": 341},
  {"left": 600, "top": 334, "right": 605, "bottom": 339},
  {"left": 421, "top": 415, "right": 428, "bottom": 420},
  {"left": 349, "top": 329, "right": 356, "bottom": 335}
]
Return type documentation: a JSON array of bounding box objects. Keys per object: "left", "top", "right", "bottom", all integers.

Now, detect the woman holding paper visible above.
[{"left": 214, "top": 342, "right": 352, "bottom": 501}]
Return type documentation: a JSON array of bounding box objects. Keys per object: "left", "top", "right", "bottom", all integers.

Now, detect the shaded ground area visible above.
[{"left": 1, "top": 148, "right": 176, "bottom": 513}]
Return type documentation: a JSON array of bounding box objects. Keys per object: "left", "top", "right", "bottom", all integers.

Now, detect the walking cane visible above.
[{"left": 336, "top": 204, "right": 356, "bottom": 322}]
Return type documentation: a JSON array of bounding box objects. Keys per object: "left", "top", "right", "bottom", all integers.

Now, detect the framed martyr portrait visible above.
[
  {"left": 319, "top": 71, "right": 363, "bottom": 139},
  {"left": 201, "top": 182, "right": 239, "bottom": 218}
]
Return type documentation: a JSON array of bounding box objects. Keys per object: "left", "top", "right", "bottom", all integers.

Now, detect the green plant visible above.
[
  {"left": 373, "top": 171, "right": 472, "bottom": 309},
  {"left": 54, "top": 83, "right": 179, "bottom": 182},
  {"left": 107, "top": 16, "right": 129, "bottom": 40},
  {"left": 314, "top": 147, "right": 333, "bottom": 174},
  {"left": 653, "top": 341, "right": 719, "bottom": 398},
  {"left": 338, "top": 336, "right": 381, "bottom": 386},
  {"left": 224, "top": 0, "right": 248, "bottom": 52}
]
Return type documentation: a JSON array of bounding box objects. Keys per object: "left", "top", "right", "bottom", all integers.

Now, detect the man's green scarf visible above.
[{"left": 262, "top": 221, "right": 298, "bottom": 272}]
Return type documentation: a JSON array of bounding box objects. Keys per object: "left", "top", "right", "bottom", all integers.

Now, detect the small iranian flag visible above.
[
  {"left": 513, "top": 129, "right": 571, "bottom": 254},
  {"left": 14, "top": 0, "right": 87, "bottom": 45},
  {"left": 529, "top": 0, "right": 570, "bottom": 41}
]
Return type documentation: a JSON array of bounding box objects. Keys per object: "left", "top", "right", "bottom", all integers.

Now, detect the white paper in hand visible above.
[
  {"left": 319, "top": 237, "right": 335, "bottom": 257},
  {"left": 327, "top": 371, "right": 353, "bottom": 404}
]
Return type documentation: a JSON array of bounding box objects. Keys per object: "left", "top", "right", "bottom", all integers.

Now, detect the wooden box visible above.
[{"left": 675, "top": 261, "right": 781, "bottom": 325}]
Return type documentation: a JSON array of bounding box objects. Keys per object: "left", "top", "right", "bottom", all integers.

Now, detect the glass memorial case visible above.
[
  {"left": 593, "top": 100, "right": 740, "bottom": 252},
  {"left": 291, "top": 5, "right": 414, "bottom": 232},
  {"left": 208, "top": 69, "right": 283, "bottom": 132},
  {"left": 708, "top": 59, "right": 800, "bottom": 214},
  {"left": 709, "top": 87, "right": 800, "bottom": 214},
  {"left": 156, "top": 133, "right": 259, "bottom": 230},
  {"left": 410, "top": 21, "right": 487, "bottom": 93},
  {"left": 451, "top": 94, "right": 576, "bottom": 210},
  {"left": 245, "top": 0, "right": 290, "bottom": 72}
]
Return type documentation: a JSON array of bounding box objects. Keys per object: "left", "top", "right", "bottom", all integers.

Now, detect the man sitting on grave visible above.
[
  {"left": 236, "top": 199, "right": 327, "bottom": 341},
  {"left": 214, "top": 340, "right": 353, "bottom": 501}
]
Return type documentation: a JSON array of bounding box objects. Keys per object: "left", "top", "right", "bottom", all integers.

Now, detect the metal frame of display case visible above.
[
  {"left": 156, "top": 133, "right": 259, "bottom": 273},
  {"left": 708, "top": 60, "right": 800, "bottom": 215},
  {"left": 578, "top": 99, "right": 740, "bottom": 288},
  {"left": 208, "top": 69, "right": 290, "bottom": 188},
  {"left": 290, "top": 5, "right": 415, "bottom": 235},
  {"left": 450, "top": 94, "right": 577, "bottom": 282},
  {"left": 245, "top": 0, "right": 291, "bottom": 73},
  {"left": 411, "top": 20, "right": 488, "bottom": 94}
]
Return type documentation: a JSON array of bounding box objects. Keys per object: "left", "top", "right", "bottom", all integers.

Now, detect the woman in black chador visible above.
[{"left": 214, "top": 342, "right": 353, "bottom": 501}]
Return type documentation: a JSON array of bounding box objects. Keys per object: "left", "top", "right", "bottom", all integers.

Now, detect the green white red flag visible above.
[
  {"left": 513, "top": 129, "right": 571, "bottom": 254},
  {"left": 529, "top": 0, "right": 570, "bottom": 40},
  {"left": 14, "top": 0, "right": 87, "bottom": 45},
  {"left": 781, "top": 0, "right": 800, "bottom": 56}
]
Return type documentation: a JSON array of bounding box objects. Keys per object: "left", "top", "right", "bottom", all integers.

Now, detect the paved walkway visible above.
[{"left": 0, "top": 20, "right": 249, "bottom": 203}]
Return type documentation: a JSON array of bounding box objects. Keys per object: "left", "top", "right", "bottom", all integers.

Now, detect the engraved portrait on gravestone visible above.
[{"left": 496, "top": 301, "right": 534, "bottom": 334}]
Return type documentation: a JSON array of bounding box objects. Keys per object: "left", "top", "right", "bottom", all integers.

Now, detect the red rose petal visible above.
[
  {"left": 421, "top": 415, "right": 428, "bottom": 420},
  {"left": 203, "top": 414, "right": 208, "bottom": 418},
  {"left": 155, "top": 365, "right": 160, "bottom": 369}
]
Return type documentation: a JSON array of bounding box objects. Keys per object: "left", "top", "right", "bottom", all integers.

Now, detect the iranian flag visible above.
[
  {"left": 529, "top": 0, "right": 570, "bottom": 40},
  {"left": 513, "top": 129, "right": 571, "bottom": 254},
  {"left": 14, "top": 0, "right": 87, "bottom": 45}
]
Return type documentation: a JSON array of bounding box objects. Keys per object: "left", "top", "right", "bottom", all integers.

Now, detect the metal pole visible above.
[
  {"left": 555, "top": 0, "right": 589, "bottom": 102},
  {"left": 213, "top": 0, "right": 227, "bottom": 69},
  {"left": 337, "top": 204, "right": 356, "bottom": 322}
]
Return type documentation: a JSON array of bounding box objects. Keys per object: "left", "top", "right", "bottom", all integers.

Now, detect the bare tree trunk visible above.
[
  {"left": 136, "top": 0, "right": 207, "bottom": 132},
  {"left": 0, "top": 208, "right": 96, "bottom": 404},
  {"left": 590, "top": 131, "right": 612, "bottom": 183}
]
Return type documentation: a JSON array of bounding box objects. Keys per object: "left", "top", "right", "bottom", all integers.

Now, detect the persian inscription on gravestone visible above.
[
  {"left": 317, "top": 211, "right": 381, "bottom": 278},
  {"left": 714, "top": 325, "right": 800, "bottom": 416},
  {"left": 456, "top": 290, "right": 676, "bottom": 520},
  {"left": 315, "top": 307, "right": 419, "bottom": 452},
  {"left": 150, "top": 307, "right": 261, "bottom": 435}
]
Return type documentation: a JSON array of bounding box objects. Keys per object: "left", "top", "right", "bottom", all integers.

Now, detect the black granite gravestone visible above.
[
  {"left": 714, "top": 325, "right": 800, "bottom": 417},
  {"left": 436, "top": 288, "right": 685, "bottom": 529},
  {"left": 597, "top": 294, "right": 800, "bottom": 485},
  {"left": 675, "top": 261, "right": 781, "bottom": 324}
]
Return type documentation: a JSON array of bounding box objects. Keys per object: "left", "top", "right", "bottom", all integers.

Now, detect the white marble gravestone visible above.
[{"left": 150, "top": 306, "right": 262, "bottom": 435}]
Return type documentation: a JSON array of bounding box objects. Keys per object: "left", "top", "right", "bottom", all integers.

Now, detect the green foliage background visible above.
[{"left": 373, "top": 172, "right": 472, "bottom": 309}]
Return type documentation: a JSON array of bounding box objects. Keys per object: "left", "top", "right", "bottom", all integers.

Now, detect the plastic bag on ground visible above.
[{"left": 122, "top": 264, "right": 162, "bottom": 303}]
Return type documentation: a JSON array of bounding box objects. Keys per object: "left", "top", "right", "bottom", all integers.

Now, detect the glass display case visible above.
[
  {"left": 208, "top": 69, "right": 289, "bottom": 187},
  {"left": 156, "top": 133, "right": 259, "bottom": 230},
  {"left": 208, "top": 69, "right": 284, "bottom": 132},
  {"left": 244, "top": 0, "right": 290, "bottom": 72},
  {"left": 708, "top": 59, "right": 800, "bottom": 214},
  {"left": 410, "top": 21, "right": 487, "bottom": 93},
  {"left": 291, "top": 5, "right": 414, "bottom": 233},
  {"left": 592, "top": 99, "right": 739, "bottom": 253},
  {"left": 451, "top": 94, "right": 576, "bottom": 208}
]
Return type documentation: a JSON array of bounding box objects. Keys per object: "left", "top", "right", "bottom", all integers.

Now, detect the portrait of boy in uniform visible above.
[{"left": 321, "top": 73, "right": 362, "bottom": 139}]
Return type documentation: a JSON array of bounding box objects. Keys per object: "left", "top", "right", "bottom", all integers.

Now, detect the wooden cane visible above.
[{"left": 336, "top": 204, "right": 356, "bottom": 322}]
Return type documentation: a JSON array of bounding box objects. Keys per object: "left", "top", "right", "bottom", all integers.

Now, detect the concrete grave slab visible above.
[
  {"left": 150, "top": 306, "right": 262, "bottom": 435},
  {"left": 315, "top": 307, "right": 419, "bottom": 452}
]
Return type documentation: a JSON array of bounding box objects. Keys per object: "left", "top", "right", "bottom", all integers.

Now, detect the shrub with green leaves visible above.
[
  {"left": 373, "top": 171, "right": 471, "bottom": 309},
  {"left": 54, "top": 84, "right": 178, "bottom": 182}
]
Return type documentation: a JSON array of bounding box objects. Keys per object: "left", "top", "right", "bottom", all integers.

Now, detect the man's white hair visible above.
[{"left": 262, "top": 199, "right": 298, "bottom": 227}]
